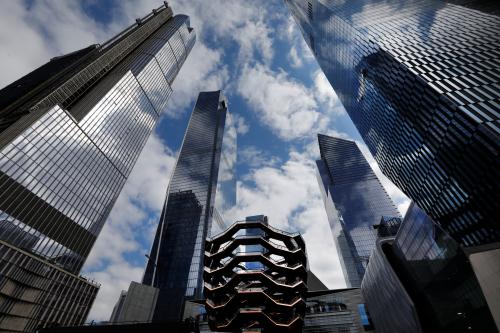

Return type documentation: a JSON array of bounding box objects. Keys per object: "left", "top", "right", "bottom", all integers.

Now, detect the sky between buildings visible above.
[{"left": 0, "top": 0, "right": 410, "bottom": 321}]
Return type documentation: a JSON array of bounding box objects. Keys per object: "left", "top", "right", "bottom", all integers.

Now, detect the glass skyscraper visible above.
[
  {"left": 316, "top": 134, "right": 400, "bottom": 287},
  {"left": 285, "top": 0, "right": 500, "bottom": 248},
  {"left": 142, "top": 90, "right": 236, "bottom": 322},
  {"left": 0, "top": 3, "right": 194, "bottom": 331}
]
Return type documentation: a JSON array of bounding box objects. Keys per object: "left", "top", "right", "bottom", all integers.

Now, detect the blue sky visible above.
[{"left": 0, "top": 0, "right": 409, "bottom": 321}]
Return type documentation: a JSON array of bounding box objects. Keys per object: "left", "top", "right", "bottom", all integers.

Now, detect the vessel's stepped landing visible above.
[{"left": 204, "top": 216, "right": 307, "bottom": 332}]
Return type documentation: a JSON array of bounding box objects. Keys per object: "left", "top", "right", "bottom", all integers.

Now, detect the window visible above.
[
  {"left": 307, "top": 2, "right": 313, "bottom": 21},
  {"left": 358, "top": 304, "right": 374, "bottom": 330}
]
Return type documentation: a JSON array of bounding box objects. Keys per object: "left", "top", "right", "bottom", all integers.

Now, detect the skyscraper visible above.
[
  {"left": 316, "top": 134, "right": 400, "bottom": 287},
  {"left": 0, "top": 3, "right": 194, "bottom": 331},
  {"left": 143, "top": 90, "right": 236, "bottom": 322},
  {"left": 285, "top": 0, "right": 500, "bottom": 248}
]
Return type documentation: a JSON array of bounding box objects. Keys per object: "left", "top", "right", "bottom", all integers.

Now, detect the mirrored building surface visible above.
[
  {"left": 142, "top": 91, "right": 236, "bottom": 322},
  {"left": 286, "top": 0, "right": 500, "bottom": 248},
  {"left": 362, "top": 202, "right": 497, "bottom": 333},
  {"left": 0, "top": 3, "right": 194, "bottom": 331},
  {"left": 316, "top": 134, "right": 400, "bottom": 287}
]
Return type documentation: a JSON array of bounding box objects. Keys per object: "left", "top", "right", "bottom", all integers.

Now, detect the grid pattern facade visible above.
[
  {"left": 286, "top": 0, "right": 500, "bottom": 247},
  {"left": 0, "top": 8, "right": 194, "bottom": 274},
  {"left": 0, "top": 105, "right": 124, "bottom": 272},
  {"left": 316, "top": 135, "right": 400, "bottom": 287},
  {"left": 142, "top": 91, "right": 236, "bottom": 322},
  {"left": 0, "top": 5, "right": 174, "bottom": 134},
  {"left": 0, "top": 240, "right": 99, "bottom": 332},
  {"left": 0, "top": 4, "right": 194, "bottom": 330}
]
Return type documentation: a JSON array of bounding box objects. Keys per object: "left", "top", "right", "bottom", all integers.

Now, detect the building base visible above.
[{"left": 0, "top": 241, "right": 99, "bottom": 332}]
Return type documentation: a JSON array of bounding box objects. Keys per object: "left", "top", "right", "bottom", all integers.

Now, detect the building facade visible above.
[
  {"left": 142, "top": 91, "right": 236, "bottom": 322},
  {"left": 361, "top": 231, "right": 423, "bottom": 333},
  {"left": 316, "top": 134, "right": 400, "bottom": 287},
  {"left": 109, "top": 282, "right": 159, "bottom": 324},
  {"left": 362, "top": 202, "right": 497, "bottom": 333},
  {"left": 285, "top": 0, "right": 500, "bottom": 248},
  {"left": 0, "top": 3, "right": 195, "bottom": 331},
  {"left": 304, "top": 289, "right": 374, "bottom": 333},
  {"left": 373, "top": 216, "right": 402, "bottom": 238}
]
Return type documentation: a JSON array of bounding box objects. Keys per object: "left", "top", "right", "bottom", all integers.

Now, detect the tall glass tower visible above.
[
  {"left": 0, "top": 3, "right": 194, "bottom": 331},
  {"left": 143, "top": 91, "right": 237, "bottom": 322},
  {"left": 285, "top": 0, "right": 500, "bottom": 247},
  {"left": 316, "top": 134, "right": 400, "bottom": 287}
]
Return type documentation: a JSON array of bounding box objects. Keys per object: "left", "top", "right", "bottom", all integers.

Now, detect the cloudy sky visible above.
[{"left": 0, "top": 0, "right": 410, "bottom": 321}]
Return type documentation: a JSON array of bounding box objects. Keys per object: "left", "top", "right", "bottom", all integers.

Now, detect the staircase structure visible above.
[{"left": 204, "top": 216, "right": 307, "bottom": 332}]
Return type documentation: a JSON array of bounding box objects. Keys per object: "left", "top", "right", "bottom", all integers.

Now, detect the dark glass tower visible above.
[
  {"left": 143, "top": 91, "right": 236, "bottom": 322},
  {"left": 285, "top": 0, "right": 500, "bottom": 247},
  {"left": 0, "top": 3, "right": 194, "bottom": 331},
  {"left": 362, "top": 202, "right": 497, "bottom": 333},
  {"left": 316, "top": 134, "right": 400, "bottom": 287}
]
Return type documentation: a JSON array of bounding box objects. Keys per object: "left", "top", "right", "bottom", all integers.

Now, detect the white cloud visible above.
[
  {"left": 227, "top": 150, "right": 345, "bottom": 289},
  {"left": 0, "top": 2, "right": 50, "bottom": 88},
  {"left": 168, "top": 0, "right": 276, "bottom": 63},
  {"left": 292, "top": 200, "right": 346, "bottom": 288},
  {"left": 232, "top": 114, "right": 250, "bottom": 135},
  {"left": 0, "top": 0, "right": 114, "bottom": 88},
  {"left": 116, "top": 0, "right": 280, "bottom": 119},
  {"left": 167, "top": 42, "right": 229, "bottom": 117},
  {"left": 28, "top": 0, "right": 111, "bottom": 51},
  {"left": 283, "top": 14, "right": 315, "bottom": 66},
  {"left": 233, "top": 19, "right": 274, "bottom": 63},
  {"left": 237, "top": 63, "right": 324, "bottom": 140},
  {"left": 288, "top": 46, "right": 303, "bottom": 68},
  {"left": 238, "top": 146, "right": 281, "bottom": 169},
  {"left": 398, "top": 200, "right": 411, "bottom": 216},
  {"left": 313, "top": 71, "right": 345, "bottom": 114},
  {"left": 285, "top": 15, "right": 297, "bottom": 41}
]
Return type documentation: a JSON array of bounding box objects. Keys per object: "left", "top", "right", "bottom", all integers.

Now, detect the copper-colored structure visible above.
[{"left": 204, "top": 216, "right": 307, "bottom": 332}]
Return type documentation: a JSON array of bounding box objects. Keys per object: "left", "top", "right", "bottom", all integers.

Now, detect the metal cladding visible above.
[
  {"left": 285, "top": 0, "right": 500, "bottom": 247},
  {"left": 204, "top": 218, "right": 308, "bottom": 332},
  {"left": 0, "top": 3, "right": 194, "bottom": 331}
]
